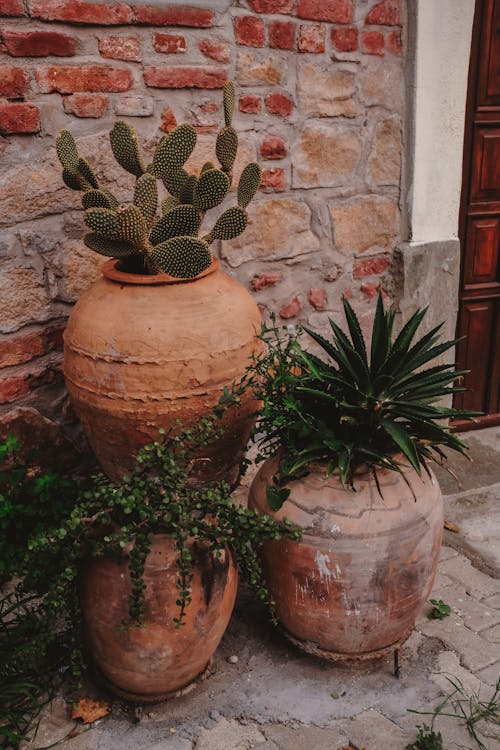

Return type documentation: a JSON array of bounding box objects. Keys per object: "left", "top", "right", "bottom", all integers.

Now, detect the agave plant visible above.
[{"left": 250, "top": 294, "right": 478, "bottom": 506}]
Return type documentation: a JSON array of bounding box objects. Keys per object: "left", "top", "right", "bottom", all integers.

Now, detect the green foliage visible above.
[
  {"left": 408, "top": 675, "right": 500, "bottom": 750},
  {"left": 57, "top": 81, "right": 260, "bottom": 275},
  {"left": 248, "top": 294, "right": 479, "bottom": 507},
  {"left": 110, "top": 121, "right": 145, "bottom": 177},
  {"left": 428, "top": 599, "right": 452, "bottom": 620}
]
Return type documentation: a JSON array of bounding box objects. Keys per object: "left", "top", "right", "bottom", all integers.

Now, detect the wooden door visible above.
[{"left": 454, "top": 0, "right": 500, "bottom": 428}]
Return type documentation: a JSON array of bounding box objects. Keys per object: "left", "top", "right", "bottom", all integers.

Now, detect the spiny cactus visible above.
[
  {"left": 151, "top": 237, "right": 212, "bottom": 277},
  {"left": 57, "top": 80, "right": 261, "bottom": 278},
  {"left": 110, "top": 121, "right": 145, "bottom": 177}
]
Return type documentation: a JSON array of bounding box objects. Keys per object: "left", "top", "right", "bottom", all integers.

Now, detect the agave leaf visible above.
[
  {"left": 342, "top": 296, "right": 368, "bottom": 368},
  {"left": 327, "top": 318, "right": 370, "bottom": 391},
  {"left": 381, "top": 421, "right": 421, "bottom": 474},
  {"left": 301, "top": 326, "right": 348, "bottom": 376},
  {"left": 338, "top": 452, "right": 350, "bottom": 485},
  {"left": 399, "top": 338, "right": 462, "bottom": 380},
  {"left": 391, "top": 306, "right": 429, "bottom": 355},
  {"left": 370, "top": 294, "right": 391, "bottom": 375}
]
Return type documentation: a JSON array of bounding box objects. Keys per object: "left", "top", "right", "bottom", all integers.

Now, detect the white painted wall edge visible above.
[{"left": 410, "top": 0, "right": 475, "bottom": 244}]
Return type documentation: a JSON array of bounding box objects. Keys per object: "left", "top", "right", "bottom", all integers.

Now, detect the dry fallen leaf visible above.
[
  {"left": 71, "top": 697, "right": 110, "bottom": 724},
  {"left": 444, "top": 519, "right": 460, "bottom": 533}
]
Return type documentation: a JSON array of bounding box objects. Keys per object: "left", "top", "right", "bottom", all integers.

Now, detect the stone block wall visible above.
[{"left": 0, "top": 0, "right": 404, "bottom": 451}]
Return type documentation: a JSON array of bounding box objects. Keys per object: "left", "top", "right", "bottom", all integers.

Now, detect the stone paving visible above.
[{"left": 22, "top": 429, "right": 500, "bottom": 750}]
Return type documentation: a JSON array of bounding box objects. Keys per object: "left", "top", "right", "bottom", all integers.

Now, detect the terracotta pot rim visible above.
[{"left": 101, "top": 256, "right": 219, "bottom": 286}]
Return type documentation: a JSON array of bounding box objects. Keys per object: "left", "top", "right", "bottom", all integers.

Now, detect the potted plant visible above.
[
  {"left": 58, "top": 81, "right": 262, "bottom": 484},
  {"left": 247, "top": 294, "right": 477, "bottom": 661},
  {"left": 9, "top": 415, "right": 299, "bottom": 704}
]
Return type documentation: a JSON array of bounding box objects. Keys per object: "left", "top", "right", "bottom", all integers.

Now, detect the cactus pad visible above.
[
  {"left": 134, "top": 173, "right": 158, "bottom": 225},
  {"left": 84, "top": 232, "right": 138, "bottom": 258},
  {"left": 216, "top": 126, "right": 238, "bottom": 173},
  {"left": 210, "top": 206, "right": 248, "bottom": 240},
  {"left": 179, "top": 174, "right": 197, "bottom": 205},
  {"left": 56, "top": 129, "right": 79, "bottom": 173},
  {"left": 223, "top": 80, "right": 235, "bottom": 128},
  {"left": 110, "top": 121, "right": 145, "bottom": 177},
  {"left": 85, "top": 208, "right": 121, "bottom": 240},
  {"left": 151, "top": 124, "right": 197, "bottom": 178},
  {"left": 162, "top": 167, "right": 189, "bottom": 198},
  {"left": 200, "top": 161, "right": 215, "bottom": 174},
  {"left": 82, "top": 189, "right": 115, "bottom": 210},
  {"left": 161, "top": 195, "right": 179, "bottom": 214},
  {"left": 150, "top": 204, "right": 202, "bottom": 246},
  {"left": 238, "top": 163, "right": 262, "bottom": 208},
  {"left": 193, "top": 169, "right": 230, "bottom": 211},
  {"left": 151, "top": 236, "right": 212, "bottom": 278},
  {"left": 78, "top": 158, "right": 99, "bottom": 190},
  {"left": 62, "top": 168, "right": 82, "bottom": 191},
  {"left": 117, "top": 205, "right": 148, "bottom": 247}
]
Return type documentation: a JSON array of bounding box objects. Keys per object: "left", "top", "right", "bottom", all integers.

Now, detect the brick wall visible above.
[{"left": 0, "top": 0, "right": 404, "bottom": 452}]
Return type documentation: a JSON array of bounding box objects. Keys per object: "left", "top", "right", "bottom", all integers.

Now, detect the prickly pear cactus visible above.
[{"left": 56, "top": 80, "right": 261, "bottom": 278}]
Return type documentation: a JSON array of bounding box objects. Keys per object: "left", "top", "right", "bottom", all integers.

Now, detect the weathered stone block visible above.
[
  {"left": 329, "top": 196, "right": 398, "bottom": 254},
  {"left": 297, "top": 62, "right": 359, "bottom": 117},
  {"left": 235, "top": 50, "right": 285, "bottom": 86},
  {"left": 292, "top": 124, "right": 362, "bottom": 188},
  {"left": 359, "top": 58, "right": 403, "bottom": 109},
  {"left": 0, "top": 265, "right": 51, "bottom": 333},
  {"left": 368, "top": 117, "right": 401, "bottom": 185},
  {"left": 60, "top": 239, "right": 103, "bottom": 302},
  {"left": 222, "top": 198, "right": 319, "bottom": 267}
]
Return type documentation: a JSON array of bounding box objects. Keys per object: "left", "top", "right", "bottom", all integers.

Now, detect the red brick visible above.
[
  {"left": 0, "top": 0, "right": 25, "bottom": 16},
  {"left": 268, "top": 20, "right": 296, "bottom": 50},
  {"left": 144, "top": 66, "right": 226, "bottom": 89},
  {"left": 0, "top": 66, "right": 29, "bottom": 98},
  {"left": 134, "top": 5, "right": 213, "bottom": 28},
  {"left": 99, "top": 36, "right": 141, "bottom": 61},
  {"left": 360, "top": 281, "right": 380, "bottom": 299},
  {"left": 35, "top": 65, "right": 133, "bottom": 93},
  {"left": 0, "top": 374, "right": 29, "bottom": 404},
  {"left": 297, "top": 0, "right": 352, "bottom": 23},
  {"left": 352, "top": 255, "right": 390, "bottom": 279},
  {"left": 238, "top": 94, "right": 262, "bottom": 114},
  {"left": 365, "top": 0, "right": 400, "bottom": 26},
  {"left": 0, "top": 102, "right": 40, "bottom": 133},
  {"left": 260, "top": 135, "right": 287, "bottom": 159},
  {"left": 331, "top": 25, "right": 358, "bottom": 51},
  {"left": 0, "top": 331, "right": 44, "bottom": 368},
  {"left": 2, "top": 30, "right": 75, "bottom": 57},
  {"left": 153, "top": 33, "right": 186, "bottom": 54},
  {"left": 362, "top": 30, "right": 384, "bottom": 55},
  {"left": 248, "top": 0, "right": 295, "bottom": 12},
  {"left": 298, "top": 23, "right": 325, "bottom": 53},
  {"left": 386, "top": 29, "right": 402, "bottom": 54},
  {"left": 63, "top": 93, "right": 108, "bottom": 117},
  {"left": 265, "top": 92, "right": 292, "bottom": 116},
  {"left": 308, "top": 287, "right": 327, "bottom": 310},
  {"left": 28, "top": 0, "right": 133, "bottom": 25},
  {"left": 159, "top": 106, "right": 177, "bottom": 132},
  {"left": 235, "top": 15, "right": 265, "bottom": 47},
  {"left": 260, "top": 167, "right": 286, "bottom": 191},
  {"left": 279, "top": 295, "right": 302, "bottom": 319},
  {"left": 199, "top": 38, "right": 230, "bottom": 63},
  {"left": 251, "top": 272, "right": 283, "bottom": 291}
]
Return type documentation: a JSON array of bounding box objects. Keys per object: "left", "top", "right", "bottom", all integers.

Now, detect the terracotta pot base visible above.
[
  {"left": 280, "top": 624, "right": 414, "bottom": 664},
  {"left": 93, "top": 658, "right": 213, "bottom": 704}
]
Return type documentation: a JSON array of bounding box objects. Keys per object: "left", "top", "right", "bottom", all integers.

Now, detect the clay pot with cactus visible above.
[{"left": 59, "top": 82, "right": 262, "bottom": 484}]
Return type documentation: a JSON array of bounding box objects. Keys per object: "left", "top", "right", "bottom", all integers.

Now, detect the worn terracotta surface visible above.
[
  {"left": 79, "top": 535, "right": 238, "bottom": 701},
  {"left": 64, "top": 258, "right": 262, "bottom": 483},
  {"left": 249, "top": 456, "right": 444, "bottom": 657}
]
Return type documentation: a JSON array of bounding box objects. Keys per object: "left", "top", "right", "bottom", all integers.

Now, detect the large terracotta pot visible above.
[
  {"left": 249, "top": 455, "right": 444, "bottom": 660},
  {"left": 79, "top": 535, "right": 238, "bottom": 702},
  {"left": 64, "top": 257, "right": 261, "bottom": 483}
]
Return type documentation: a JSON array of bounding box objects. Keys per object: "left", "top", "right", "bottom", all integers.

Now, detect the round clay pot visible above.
[
  {"left": 79, "top": 535, "right": 238, "bottom": 702},
  {"left": 248, "top": 455, "right": 444, "bottom": 660},
  {"left": 64, "top": 257, "right": 261, "bottom": 483}
]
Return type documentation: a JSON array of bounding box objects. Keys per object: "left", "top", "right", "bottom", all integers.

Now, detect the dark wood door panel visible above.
[
  {"left": 470, "top": 125, "right": 500, "bottom": 202},
  {"left": 477, "top": 0, "right": 500, "bottom": 106},
  {"left": 464, "top": 215, "right": 500, "bottom": 284},
  {"left": 455, "top": 301, "right": 495, "bottom": 412},
  {"left": 487, "top": 302, "right": 500, "bottom": 412}
]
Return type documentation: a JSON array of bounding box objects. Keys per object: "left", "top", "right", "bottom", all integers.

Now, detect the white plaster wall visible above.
[{"left": 410, "top": 0, "right": 475, "bottom": 243}]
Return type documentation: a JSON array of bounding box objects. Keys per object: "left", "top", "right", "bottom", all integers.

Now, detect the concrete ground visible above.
[{"left": 23, "top": 428, "right": 500, "bottom": 750}]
